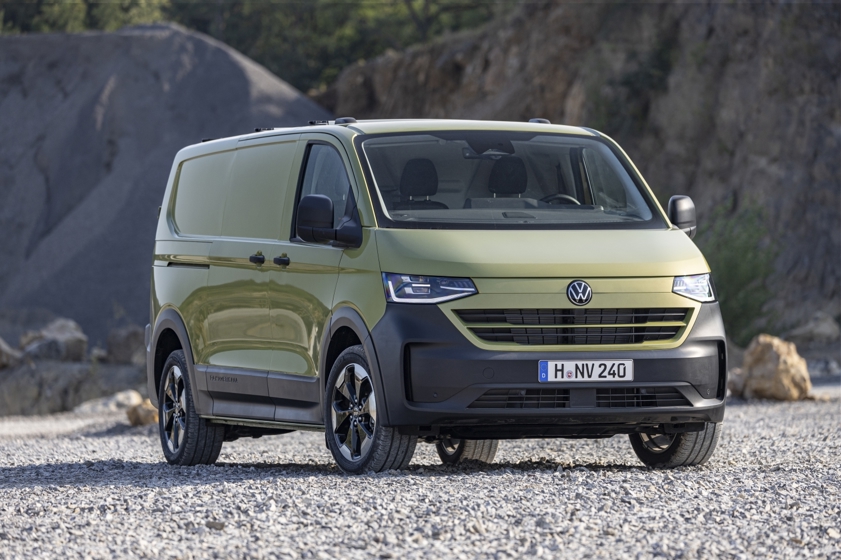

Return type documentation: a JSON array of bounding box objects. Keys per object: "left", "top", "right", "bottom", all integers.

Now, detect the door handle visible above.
[
  {"left": 273, "top": 256, "right": 291, "bottom": 266},
  {"left": 249, "top": 252, "right": 265, "bottom": 265}
]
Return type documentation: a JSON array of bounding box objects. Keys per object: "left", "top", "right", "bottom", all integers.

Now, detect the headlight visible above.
[
  {"left": 672, "top": 273, "right": 715, "bottom": 302},
  {"left": 382, "top": 273, "right": 477, "bottom": 304}
]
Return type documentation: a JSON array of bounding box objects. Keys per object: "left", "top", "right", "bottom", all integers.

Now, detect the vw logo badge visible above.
[{"left": 567, "top": 280, "right": 592, "bottom": 306}]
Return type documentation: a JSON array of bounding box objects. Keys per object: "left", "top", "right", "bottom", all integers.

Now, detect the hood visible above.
[{"left": 375, "top": 228, "right": 709, "bottom": 279}]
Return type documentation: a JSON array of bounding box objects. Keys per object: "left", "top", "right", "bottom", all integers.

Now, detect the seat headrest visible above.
[
  {"left": 400, "top": 159, "right": 438, "bottom": 198},
  {"left": 488, "top": 156, "right": 527, "bottom": 195}
]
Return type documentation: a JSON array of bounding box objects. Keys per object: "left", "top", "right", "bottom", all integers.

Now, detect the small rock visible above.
[
  {"left": 74, "top": 390, "right": 143, "bottom": 414},
  {"left": 827, "top": 528, "right": 840, "bottom": 539},
  {"left": 106, "top": 325, "right": 145, "bottom": 365},
  {"left": 0, "top": 336, "right": 22, "bottom": 369},
  {"left": 126, "top": 399, "right": 158, "bottom": 426},
  {"left": 205, "top": 520, "right": 225, "bottom": 531},
  {"left": 21, "top": 318, "right": 88, "bottom": 362},
  {"left": 735, "top": 334, "right": 811, "bottom": 401}
]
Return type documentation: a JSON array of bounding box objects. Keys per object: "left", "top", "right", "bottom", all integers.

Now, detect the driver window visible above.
[{"left": 299, "top": 144, "right": 352, "bottom": 227}]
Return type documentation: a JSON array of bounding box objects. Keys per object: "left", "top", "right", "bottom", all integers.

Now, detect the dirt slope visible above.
[
  {"left": 319, "top": 2, "right": 840, "bottom": 330},
  {"left": 0, "top": 23, "right": 330, "bottom": 344}
]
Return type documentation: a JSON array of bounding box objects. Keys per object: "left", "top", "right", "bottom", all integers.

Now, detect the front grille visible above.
[
  {"left": 595, "top": 387, "right": 690, "bottom": 408},
  {"left": 469, "top": 388, "right": 570, "bottom": 409},
  {"left": 456, "top": 308, "right": 689, "bottom": 346}
]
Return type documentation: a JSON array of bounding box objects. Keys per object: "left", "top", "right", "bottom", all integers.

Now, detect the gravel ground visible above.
[{"left": 1, "top": 379, "right": 839, "bottom": 559}]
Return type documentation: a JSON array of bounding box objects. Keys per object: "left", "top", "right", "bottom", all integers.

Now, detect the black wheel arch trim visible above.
[
  {"left": 147, "top": 308, "right": 213, "bottom": 415},
  {"left": 322, "top": 307, "right": 392, "bottom": 427}
]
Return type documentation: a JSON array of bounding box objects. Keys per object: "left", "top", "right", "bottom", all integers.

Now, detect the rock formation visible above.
[
  {"left": 21, "top": 318, "right": 88, "bottom": 362},
  {"left": 319, "top": 2, "right": 840, "bottom": 330},
  {"left": 0, "top": 360, "right": 145, "bottom": 416},
  {"left": 0, "top": 23, "right": 331, "bottom": 345},
  {"left": 106, "top": 324, "right": 145, "bottom": 365},
  {"left": 729, "top": 334, "right": 812, "bottom": 400}
]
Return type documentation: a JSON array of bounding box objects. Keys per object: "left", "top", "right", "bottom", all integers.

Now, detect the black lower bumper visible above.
[{"left": 369, "top": 302, "right": 727, "bottom": 439}]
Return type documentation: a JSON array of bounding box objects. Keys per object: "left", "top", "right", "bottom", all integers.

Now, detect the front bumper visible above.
[{"left": 369, "top": 302, "right": 727, "bottom": 438}]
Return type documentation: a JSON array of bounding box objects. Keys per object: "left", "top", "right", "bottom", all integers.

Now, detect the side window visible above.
[
  {"left": 221, "top": 139, "right": 298, "bottom": 240},
  {"left": 172, "top": 151, "right": 234, "bottom": 237},
  {"left": 298, "top": 143, "right": 352, "bottom": 227}
]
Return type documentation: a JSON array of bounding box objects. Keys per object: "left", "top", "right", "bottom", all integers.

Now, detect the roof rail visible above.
[
  {"left": 308, "top": 120, "right": 329, "bottom": 126},
  {"left": 335, "top": 117, "right": 357, "bottom": 125},
  {"left": 529, "top": 118, "right": 550, "bottom": 124},
  {"left": 254, "top": 127, "right": 274, "bottom": 132}
]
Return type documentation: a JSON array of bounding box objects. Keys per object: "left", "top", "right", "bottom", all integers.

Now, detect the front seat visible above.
[
  {"left": 488, "top": 156, "right": 528, "bottom": 197},
  {"left": 463, "top": 156, "right": 528, "bottom": 208},
  {"left": 392, "top": 159, "right": 448, "bottom": 210}
]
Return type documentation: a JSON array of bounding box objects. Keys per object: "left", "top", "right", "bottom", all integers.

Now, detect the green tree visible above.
[{"left": 1, "top": 0, "right": 166, "bottom": 33}]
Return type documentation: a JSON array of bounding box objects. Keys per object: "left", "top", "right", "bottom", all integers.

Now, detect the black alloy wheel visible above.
[
  {"left": 324, "top": 345, "right": 416, "bottom": 473},
  {"left": 435, "top": 438, "right": 499, "bottom": 464},
  {"left": 629, "top": 422, "right": 721, "bottom": 468},
  {"left": 158, "top": 350, "right": 225, "bottom": 466}
]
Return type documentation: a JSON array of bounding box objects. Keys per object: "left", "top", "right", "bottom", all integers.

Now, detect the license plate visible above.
[{"left": 539, "top": 360, "right": 634, "bottom": 382}]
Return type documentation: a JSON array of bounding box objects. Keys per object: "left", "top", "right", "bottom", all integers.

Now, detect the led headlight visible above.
[
  {"left": 672, "top": 273, "right": 715, "bottom": 302},
  {"left": 383, "top": 273, "right": 477, "bottom": 304}
]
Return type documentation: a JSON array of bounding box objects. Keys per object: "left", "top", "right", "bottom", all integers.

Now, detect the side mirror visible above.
[
  {"left": 297, "top": 194, "right": 335, "bottom": 243},
  {"left": 296, "top": 194, "right": 363, "bottom": 248},
  {"left": 668, "top": 195, "right": 697, "bottom": 239}
]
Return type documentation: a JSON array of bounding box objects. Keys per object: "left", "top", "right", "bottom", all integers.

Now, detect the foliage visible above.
[
  {"left": 1, "top": 0, "right": 167, "bottom": 33},
  {"left": 696, "top": 204, "right": 778, "bottom": 346},
  {"left": 0, "top": 0, "right": 513, "bottom": 92}
]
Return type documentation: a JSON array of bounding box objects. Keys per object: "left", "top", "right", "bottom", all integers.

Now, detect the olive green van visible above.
[{"left": 146, "top": 119, "right": 726, "bottom": 473}]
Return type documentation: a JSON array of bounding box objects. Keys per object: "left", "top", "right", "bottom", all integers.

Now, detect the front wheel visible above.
[
  {"left": 436, "top": 438, "right": 499, "bottom": 465},
  {"left": 325, "top": 345, "right": 417, "bottom": 474},
  {"left": 629, "top": 422, "right": 721, "bottom": 468},
  {"left": 158, "top": 350, "right": 225, "bottom": 466}
]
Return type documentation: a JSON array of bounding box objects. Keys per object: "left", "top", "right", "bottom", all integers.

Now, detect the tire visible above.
[
  {"left": 436, "top": 438, "right": 499, "bottom": 465},
  {"left": 325, "top": 345, "right": 417, "bottom": 474},
  {"left": 158, "top": 350, "right": 225, "bottom": 466},
  {"left": 629, "top": 422, "right": 721, "bottom": 468}
]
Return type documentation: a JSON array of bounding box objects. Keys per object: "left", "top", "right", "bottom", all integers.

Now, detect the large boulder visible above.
[
  {"left": 106, "top": 325, "right": 145, "bottom": 365},
  {"left": 20, "top": 318, "right": 88, "bottom": 362},
  {"left": 0, "top": 24, "right": 330, "bottom": 347},
  {"left": 729, "top": 334, "right": 812, "bottom": 400},
  {"left": 0, "top": 336, "right": 21, "bottom": 369}
]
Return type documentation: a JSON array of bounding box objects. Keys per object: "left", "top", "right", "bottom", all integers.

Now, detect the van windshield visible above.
[{"left": 356, "top": 131, "right": 665, "bottom": 230}]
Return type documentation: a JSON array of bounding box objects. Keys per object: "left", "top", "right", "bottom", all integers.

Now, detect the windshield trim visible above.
[{"left": 353, "top": 131, "right": 667, "bottom": 231}]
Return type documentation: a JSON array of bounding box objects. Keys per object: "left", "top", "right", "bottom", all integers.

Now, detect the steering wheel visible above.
[{"left": 541, "top": 193, "right": 581, "bottom": 205}]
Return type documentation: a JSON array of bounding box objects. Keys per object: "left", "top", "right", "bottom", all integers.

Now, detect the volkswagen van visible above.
[{"left": 146, "top": 119, "right": 726, "bottom": 473}]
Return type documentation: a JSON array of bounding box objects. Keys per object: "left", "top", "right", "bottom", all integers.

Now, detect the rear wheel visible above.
[
  {"left": 158, "top": 350, "right": 224, "bottom": 466},
  {"left": 436, "top": 438, "right": 499, "bottom": 465},
  {"left": 629, "top": 422, "right": 721, "bottom": 468},
  {"left": 325, "top": 345, "right": 417, "bottom": 474}
]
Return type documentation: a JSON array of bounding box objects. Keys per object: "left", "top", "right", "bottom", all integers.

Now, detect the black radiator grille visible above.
[
  {"left": 469, "top": 388, "right": 570, "bottom": 409},
  {"left": 456, "top": 308, "right": 689, "bottom": 346},
  {"left": 595, "top": 387, "right": 690, "bottom": 408}
]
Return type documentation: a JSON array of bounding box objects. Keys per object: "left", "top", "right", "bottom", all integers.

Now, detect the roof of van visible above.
[
  {"left": 177, "top": 119, "right": 597, "bottom": 162},
  {"left": 342, "top": 119, "right": 596, "bottom": 136}
]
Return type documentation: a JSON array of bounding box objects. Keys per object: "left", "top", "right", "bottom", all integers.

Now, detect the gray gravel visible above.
[{"left": 1, "top": 380, "right": 839, "bottom": 559}]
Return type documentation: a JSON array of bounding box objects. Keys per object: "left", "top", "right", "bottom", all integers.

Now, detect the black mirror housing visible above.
[
  {"left": 668, "top": 195, "right": 697, "bottom": 239},
  {"left": 297, "top": 194, "right": 335, "bottom": 243},
  {"left": 296, "top": 194, "right": 363, "bottom": 248}
]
